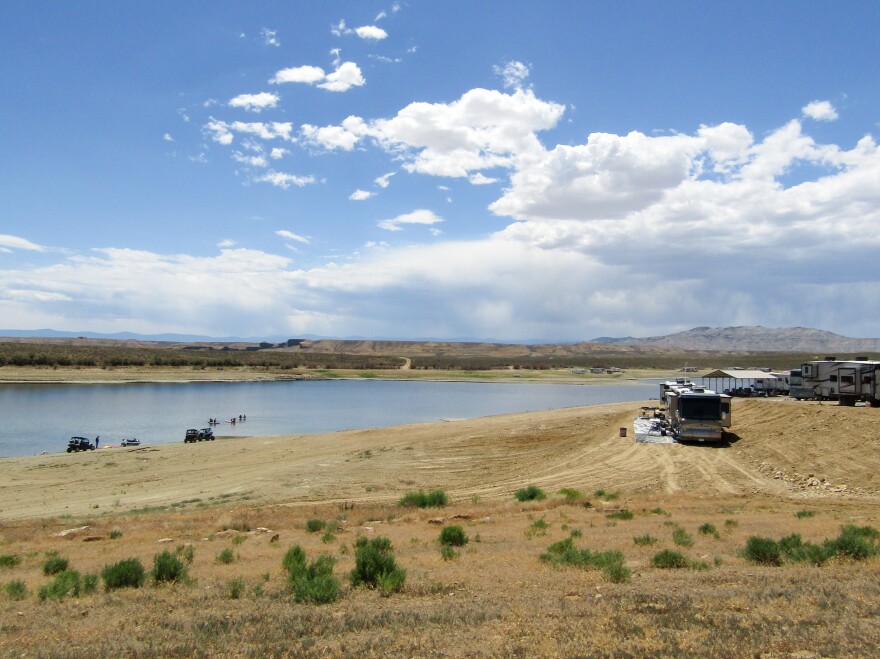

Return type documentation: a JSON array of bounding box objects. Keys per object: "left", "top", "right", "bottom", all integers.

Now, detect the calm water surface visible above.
[{"left": 0, "top": 379, "right": 660, "bottom": 457}]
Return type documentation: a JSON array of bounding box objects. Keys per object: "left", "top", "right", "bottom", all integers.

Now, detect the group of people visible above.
[{"left": 207, "top": 414, "right": 247, "bottom": 425}]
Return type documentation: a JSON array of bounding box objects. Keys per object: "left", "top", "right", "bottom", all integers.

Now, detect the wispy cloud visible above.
[
  {"left": 378, "top": 209, "right": 444, "bottom": 231},
  {"left": 275, "top": 229, "right": 311, "bottom": 244}
]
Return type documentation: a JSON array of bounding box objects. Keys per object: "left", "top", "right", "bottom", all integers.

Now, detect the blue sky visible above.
[{"left": 2, "top": 1, "right": 879, "bottom": 341}]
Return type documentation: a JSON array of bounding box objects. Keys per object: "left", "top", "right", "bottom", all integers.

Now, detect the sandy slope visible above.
[{"left": 1, "top": 398, "right": 877, "bottom": 521}]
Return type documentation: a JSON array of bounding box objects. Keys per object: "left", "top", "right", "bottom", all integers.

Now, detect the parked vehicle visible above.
[
  {"left": 198, "top": 428, "right": 215, "bottom": 441},
  {"left": 67, "top": 436, "right": 95, "bottom": 452},
  {"left": 797, "top": 357, "right": 880, "bottom": 405},
  {"left": 184, "top": 429, "right": 200, "bottom": 443},
  {"left": 661, "top": 378, "right": 731, "bottom": 442},
  {"left": 120, "top": 438, "right": 141, "bottom": 447}
]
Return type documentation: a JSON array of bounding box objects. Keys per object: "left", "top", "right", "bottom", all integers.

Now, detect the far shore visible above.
[{"left": 0, "top": 365, "right": 684, "bottom": 385}]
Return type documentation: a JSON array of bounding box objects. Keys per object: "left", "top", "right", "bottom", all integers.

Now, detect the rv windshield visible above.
[{"left": 680, "top": 396, "right": 721, "bottom": 421}]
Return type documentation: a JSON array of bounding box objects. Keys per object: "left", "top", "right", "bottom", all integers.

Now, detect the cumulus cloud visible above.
[
  {"left": 254, "top": 172, "right": 317, "bottom": 189},
  {"left": 228, "top": 92, "right": 280, "bottom": 112},
  {"left": 204, "top": 119, "right": 295, "bottom": 145},
  {"left": 275, "top": 229, "right": 311, "bottom": 244},
  {"left": 355, "top": 25, "right": 388, "bottom": 40},
  {"left": 269, "top": 147, "right": 289, "bottom": 160},
  {"left": 301, "top": 117, "right": 367, "bottom": 150},
  {"left": 469, "top": 173, "right": 498, "bottom": 185},
  {"left": 377, "top": 209, "right": 444, "bottom": 231},
  {"left": 494, "top": 61, "right": 530, "bottom": 90},
  {"left": 802, "top": 100, "right": 839, "bottom": 122},
  {"left": 232, "top": 152, "right": 268, "bottom": 168},
  {"left": 270, "top": 62, "right": 364, "bottom": 92},
  {"left": 349, "top": 189, "right": 375, "bottom": 201}
]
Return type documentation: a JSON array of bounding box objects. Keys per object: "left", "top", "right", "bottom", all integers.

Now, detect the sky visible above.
[{"left": 2, "top": 1, "right": 879, "bottom": 342}]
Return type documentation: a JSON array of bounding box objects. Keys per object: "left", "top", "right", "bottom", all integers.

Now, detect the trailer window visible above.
[
  {"left": 829, "top": 375, "right": 838, "bottom": 382},
  {"left": 840, "top": 375, "right": 855, "bottom": 385},
  {"left": 680, "top": 397, "right": 721, "bottom": 420}
]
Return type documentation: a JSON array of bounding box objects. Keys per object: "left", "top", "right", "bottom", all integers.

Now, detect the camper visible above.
[
  {"left": 788, "top": 368, "right": 816, "bottom": 400},
  {"left": 661, "top": 379, "right": 731, "bottom": 442},
  {"left": 798, "top": 358, "right": 880, "bottom": 405},
  {"left": 753, "top": 371, "right": 791, "bottom": 396}
]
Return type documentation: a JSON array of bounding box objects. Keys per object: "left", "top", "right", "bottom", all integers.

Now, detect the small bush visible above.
[
  {"left": 650, "top": 507, "right": 668, "bottom": 516},
  {"left": 109, "top": 529, "right": 123, "bottom": 540},
  {"left": 39, "top": 570, "right": 82, "bottom": 600},
  {"left": 604, "top": 562, "right": 632, "bottom": 583},
  {"left": 672, "top": 526, "right": 694, "bottom": 548},
  {"left": 82, "top": 574, "right": 98, "bottom": 594},
  {"left": 651, "top": 549, "right": 691, "bottom": 569},
  {"left": 282, "top": 545, "right": 307, "bottom": 574},
  {"left": 514, "top": 485, "right": 546, "bottom": 502},
  {"left": 306, "top": 519, "right": 327, "bottom": 533},
  {"left": 595, "top": 489, "right": 619, "bottom": 501},
  {"left": 102, "top": 558, "right": 146, "bottom": 590},
  {"left": 633, "top": 534, "right": 658, "bottom": 546},
  {"left": 322, "top": 532, "right": 336, "bottom": 543},
  {"left": 724, "top": 519, "right": 738, "bottom": 528},
  {"left": 4, "top": 580, "right": 27, "bottom": 600},
  {"left": 175, "top": 544, "right": 195, "bottom": 565},
  {"left": 231, "top": 534, "right": 247, "bottom": 546},
  {"left": 440, "top": 545, "right": 458, "bottom": 561},
  {"left": 291, "top": 553, "right": 340, "bottom": 604},
  {"left": 398, "top": 490, "right": 448, "bottom": 508},
  {"left": 216, "top": 548, "right": 236, "bottom": 565},
  {"left": 828, "top": 525, "right": 880, "bottom": 560},
  {"left": 42, "top": 555, "right": 69, "bottom": 576},
  {"left": 228, "top": 577, "right": 246, "bottom": 599},
  {"left": 153, "top": 551, "right": 188, "bottom": 583},
  {"left": 795, "top": 509, "right": 817, "bottom": 519},
  {"left": 350, "top": 536, "right": 405, "bottom": 593},
  {"left": 607, "top": 509, "right": 634, "bottom": 521},
  {"left": 742, "top": 537, "right": 783, "bottom": 566},
  {"left": 779, "top": 534, "right": 832, "bottom": 565},
  {"left": 698, "top": 523, "right": 720, "bottom": 539},
  {"left": 541, "top": 537, "right": 628, "bottom": 582},
  {"left": 439, "top": 525, "right": 468, "bottom": 547},
  {"left": 0, "top": 554, "right": 22, "bottom": 568},
  {"left": 558, "top": 487, "right": 583, "bottom": 501}
]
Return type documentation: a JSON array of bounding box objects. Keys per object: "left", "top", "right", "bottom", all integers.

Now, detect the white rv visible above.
[
  {"left": 798, "top": 358, "right": 880, "bottom": 406},
  {"left": 660, "top": 378, "right": 732, "bottom": 442}
]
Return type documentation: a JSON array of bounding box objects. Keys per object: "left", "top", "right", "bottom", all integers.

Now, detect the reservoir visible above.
[{"left": 0, "top": 379, "right": 658, "bottom": 457}]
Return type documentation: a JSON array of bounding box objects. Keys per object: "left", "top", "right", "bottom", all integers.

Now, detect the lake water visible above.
[{"left": 0, "top": 379, "right": 660, "bottom": 457}]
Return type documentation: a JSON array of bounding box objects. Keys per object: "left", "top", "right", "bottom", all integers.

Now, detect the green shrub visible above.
[
  {"left": 557, "top": 487, "right": 583, "bottom": 501},
  {"left": 698, "top": 523, "right": 719, "bottom": 539},
  {"left": 176, "top": 544, "right": 195, "bottom": 564},
  {"left": 651, "top": 549, "right": 691, "bottom": 569},
  {"left": 109, "top": 529, "right": 123, "bottom": 540},
  {"left": 153, "top": 551, "right": 188, "bottom": 583},
  {"left": 672, "top": 526, "right": 694, "bottom": 548},
  {"left": 350, "top": 536, "right": 405, "bottom": 593},
  {"left": 439, "top": 525, "right": 469, "bottom": 547},
  {"left": 102, "top": 558, "right": 146, "bottom": 590},
  {"left": 291, "top": 554, "right": 340, "bottom": 604},
  {"left": 827, "top": 525, "right": 880, "bottom": 560},
  {"left": 633, "top": 534, "right": 658, "bottom": 546},
  {"left": 82, "top": 574, "right": 98, "bottom": 594},
  {"left": 607, "top": 509, "right": 634, "bottom": 521},
  {"left": 514, "top": 485, "right": 546, "bottom": 502},
  {"left": 306, "top": 519, "right": 327, "bottom": 533},
  {"left": 778, "top": 534, "right": 832, "bottom": 565},
  {"left": 795, "top": 509, "right": 817, "bottom": 519},
  {"left": 4, "top": 580, "right": 27, "bottom": 600},
  {"left": 650, "top": 507, "right": 668, "bottom": 516},
  {"left": 594, "top": 489, "right": 619, "bottom": 501},
  {"left": 228, "top": 577, "right": 245, "bottom": 599},
  {"left": 742, "top": 537, "right": 783, "bottom": 566},
  {"left": 39, "top": 570, "right": 82, "bottom": 600},
  {"left": 724, "top": 519, "right": 738, "bottom": 528},
  {"left": 216, "top": 548, "right": 236, "bottom": 565},
  {"left": 440, "top": 545, "right": 458, "bottom": 561},
  {"left": 231, "top": 534, "right": 247, "bottom": 546},
  {"left": 42, "top": 555, "right": 69, "bottom": 576},
  {"left": 398, "top": 490, "right": 448, "bottom": 508},
  {"left": 282, "top": 545, "right": 307, "bottom": 575},
  {"left": 541, "top": 537, "right": 628, "bottom": 582},
  {"left": 0, "top": 554, "right": 22, "bottom": 568}
]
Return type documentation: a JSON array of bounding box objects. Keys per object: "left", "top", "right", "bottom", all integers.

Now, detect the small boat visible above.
[{"left": 120, "top": 438, "right": 141, "bottom": 447}]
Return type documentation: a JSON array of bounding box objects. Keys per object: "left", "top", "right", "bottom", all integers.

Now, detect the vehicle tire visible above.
[{"left": 67, "top": 448, "right": 72, "bottom": 453}]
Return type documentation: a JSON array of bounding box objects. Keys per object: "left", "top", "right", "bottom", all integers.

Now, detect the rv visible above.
[
  {"left": 753, "top": 371, "right": 791, "bottom": 396},
  {"left": 798, "top": 358, "right": 880, "bottom": 406},
  {"left": 661, "top": 378, "right": 731, "bottom": 442}
]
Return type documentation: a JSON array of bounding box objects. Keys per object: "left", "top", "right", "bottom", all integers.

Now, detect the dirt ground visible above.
[{"left": 1, "top": 398, "right": 879, "bottom": 657}]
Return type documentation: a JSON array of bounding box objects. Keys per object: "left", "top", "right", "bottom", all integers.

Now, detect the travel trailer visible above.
[
  {"left": 797, "top": 358, "right": 880, "bottom": 405},
  {"left": 660, "top": 378, "right": 731, "bottom": 442},
  {"left": 753, "top": 371, "right": 791, "bottom": 396}
]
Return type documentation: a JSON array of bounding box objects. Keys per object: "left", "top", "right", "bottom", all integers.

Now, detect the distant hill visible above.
[{"left": 596, "top": 326, "right": 880, "bottom": 354}]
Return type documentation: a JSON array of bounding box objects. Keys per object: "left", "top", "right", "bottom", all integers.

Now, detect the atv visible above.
[
  {"left": 67, "top": 436, "right": 95, "bottom": 452},
  {"left": 184, "top": 429, "right": 200, "bottom": 443}
]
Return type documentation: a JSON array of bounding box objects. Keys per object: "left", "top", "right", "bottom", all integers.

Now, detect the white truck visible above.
[
  {"left": 660, "top": 378, "right": 732, "bottom": 442},
  {"left": 797, "top": 358, "right": 880, "bottom": 406}
]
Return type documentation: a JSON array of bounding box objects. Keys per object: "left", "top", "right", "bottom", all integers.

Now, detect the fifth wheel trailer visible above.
[{"left": 797, "top": 358, "right": 880, "bottom": 406}]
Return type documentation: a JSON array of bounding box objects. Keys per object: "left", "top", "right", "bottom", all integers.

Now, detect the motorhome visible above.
[
  {"left": 798, "top": 358, "right": 880, "bottom": 405},
  {"left": 753, "top": 371, "right": 791, "bottom": 396},
  {"left": 660, "top": 378, "right": 731, "bottom": 442}
]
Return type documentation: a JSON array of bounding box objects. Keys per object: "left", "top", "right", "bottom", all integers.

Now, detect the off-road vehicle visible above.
[
  {"left": 67, "top": 436, "right": 95, "bottom": 452},
  {"left": 197, "top": 428, "right": 215, "bottom": 441},
  {"left": 184, "top": 429, "right": 200, "bottom": 443}
]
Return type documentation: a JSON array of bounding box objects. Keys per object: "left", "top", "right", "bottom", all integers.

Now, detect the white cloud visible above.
[
  {"left": 802, "top": 100, "right": 839, "bottom": 122},
  {"left": 301, "top": 116, "right": 367, "bottom": 150},
  {"left": 261, "top": 28, "right": 280, "bottom": 47},
  {"left": 375, "top": 172, "right": 395, "bottom": 188},
  {"left": 275, "top": 229, "right": 311, "bottom": 244},
  {"left": 318, "top": 62, "right": 365, "bottom": 92},
  {"left": 269, "top": 147, "right": 289, "bottom": 160},
  {"left": 233, "top": 152, "right": 268, "bottom": 168},
  {"left": 204, "top": 119, "right": 295, "bottom": 145},
  {"left": 378, "top": 209, "right": 444, "bottom": 231},
  {"left": 270, "top": 65, "right": 326, "bottom": 85},
  {"left": 355, "top": 25, "right": 388, "bottom": 40},
  {"left": 217, "top": 239, "right": 236, "bottom": 248},
  {"left": 349, "top": 189, "right": 375, "bottom": 201},
  {"left": 163, "top": 133, "right": 174, "bottom": 142},
  {"left": 331, "top": 19, "right": 348, "bottom": 37},
  {"left": 469, "top": 173, "right": 498, "bottom": 185},
  {"left": 0, "top": 234, "right": 46, "bottom": 252},
  {"left": 254, "top": 172, "right": 317, "bottom": 189},
  {"left": 494, "top": 61, "right": 530, "bottom": 90},
  {"left": 228, "top": 92, "right": 280, "bottom": 113}
]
